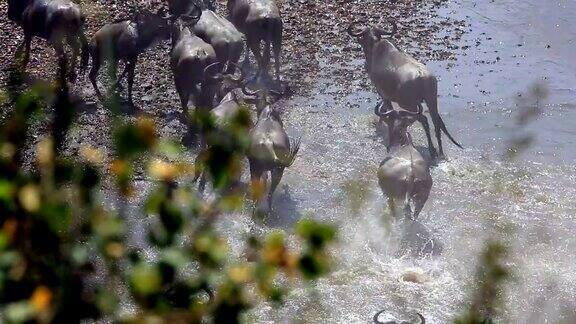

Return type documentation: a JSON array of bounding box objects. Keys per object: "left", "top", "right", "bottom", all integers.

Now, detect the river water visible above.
[
  {"left": 116, "top": 0, "right": 576, "bottom": 322},
  {"left": 219, "top": 0, "right": 576, "bottom": 323}
]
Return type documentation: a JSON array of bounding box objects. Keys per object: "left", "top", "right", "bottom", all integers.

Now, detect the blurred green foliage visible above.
[
  {"left": 0, "top": 56, "right": 336, "bottom": 323},
  {"left": 455, "top": 241, "right": 510, "bottom": 324}
]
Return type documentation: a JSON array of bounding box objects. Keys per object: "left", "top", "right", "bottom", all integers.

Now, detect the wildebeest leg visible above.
[
  {"left": 412, "top": 186, "right": 431, "bottom": 221},
  {"left": 247, "top": 37, "right": 263, "bottom": 79},
  {"left": 198, "top": 171, "right": 208, "bottom": 194},
  {"left": 89, "top": 51, "right": 104, "bottom": 100},
  {"left": 112, "top": 63, "right": 129, "bottom": 92},
  {"left": 242, "top": 41, "right": 251, "bottom": 68},
  {"left": 68, "top": 36, "right": 81, "bottom": 82},
  {"left": 431, "top": 114, "right": 444, "bottom": 159},
  {"left": 268, "top": 167, "right": 284, "bottom": 211},
  {"left": 226, "top": 42, "right": 243, "bottom": 74},
  {"left": 176, "top": 85, "right": 190, "bottom": 119},
  {"left": 387, "top": 196, "right": 398, "bottom": 219},
  {"left": 272, "top": 28, "right": 282, "bottom": 84},
  {"left": 214, "top": 44, "right": 228, "bottom": 73},
  {"left": 197, "top": 144, "right": 208, "bottom": 194},
  {"left": 249, "top": 160, "right": 266, "bottom": 209},
  {"left": 416, "top": 105, "right": 438, "bottom": 159},
  {"left": 190, "top": 86, "right": 203, "bottom": 112},
  {"left": 403, "top": 198, "right": 413, "bottom": 221},
  {"left": 262, "top": 41, "right": 271, "bottom": 80},
  {"left": 52, "top": 39, "right": 68, "bottom": 81},
  {"left": 126, "top": 57, "right": 137, "bottom": 105},
  {"left": 19, "top": 33, "right": 32, "bottom": 71}
]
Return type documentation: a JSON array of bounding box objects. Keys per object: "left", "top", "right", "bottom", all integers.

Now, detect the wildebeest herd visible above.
[
  {"left": 7, "top": 0, "right": 462, "bottom": 229},
  {"left": 7, "top": 0, "right": 464, "bottom": 322}
]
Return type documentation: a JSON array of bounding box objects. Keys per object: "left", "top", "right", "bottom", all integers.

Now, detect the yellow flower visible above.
[
  {"left": 30, "top": 286, "right": 52, "bottom": 312},
  {"left": 285, "top": 252, "right": 299, "bottom": 276},
  {"left": 80, "top": 145, "right": 104, "bottom": 165},
  {"left": 2, "top": 218, "right": 18, "bottom": 241},
  {"left": 110, "top": 159, "right": 127, "bottom": 176},
  {"left": 148, "top": 159, "right": 178, "bottom": 180},
  {"left": 229, "top": 265, "right": 253, "bottom": 284},
  {"left": 19, "top": 184, "right": 41, "bottom": 213},
  {"left": 36, "top": 138, "right": 53, "bottom": 166},
  {"left": 105, "top": 242, "right": 124, "bottom": 258},
  {"left": 136, "top": 117, "right": 157, "bottom": 147},
  {"left": 249, "top": 178, "right": 266, "bottom": 201},
  {"left": 0, "top": 143, "right": 15, "bottom": 160}
]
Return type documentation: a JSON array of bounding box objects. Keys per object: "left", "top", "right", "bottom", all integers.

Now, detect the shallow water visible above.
[
  {"left": 223, "top": 0, "right": 576, "bottom": 323},
  {"left": 116, "top": 0, "right": 576, "bottom": 323}
]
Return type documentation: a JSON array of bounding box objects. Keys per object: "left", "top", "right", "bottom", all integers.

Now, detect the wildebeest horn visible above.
[
  {"left": 204, "top": 62, "right": 223, "bottom": 81},
  {"left": 347, "top": 21, "right": 367, "bottom": 37},
  {"left": 373, "top": 309, "right": 386, "bottom": 324},
  {"left": 225, "top": 62, "right": 244, "bottom": 83},
  {"left": 397, "top": 108, "right": 422, "bottom": 117},
  {"left": 241, "top": 84, "right": 260, "bottom": 96},
  {"left": 416, "top": 313, "right": 425, "bottom": 324},
  {"left": 181, "top": 3, "right": 202, "bottom": 21},
  {"left": 373, "top": 309, "right": 425, "bottom": 324},
  {"left": 375, "top": 104, "right": 394, "bottom": 118},
  {"left": 269, "top": 89, "right": 284, "bottom": 97},
  {"left": 374, "top": 20, "right": 398, "bottom": 37}
]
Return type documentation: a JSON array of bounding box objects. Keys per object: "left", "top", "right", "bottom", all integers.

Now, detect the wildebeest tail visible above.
[
  {"left": 438, "top": 112, "right": 463, "bottom": 148},
  {"left": 284, "top": 136, "right": 301, "bottom": 167},
  {"left": 425, "top": 80, "right": 463, "bottom": 149}
]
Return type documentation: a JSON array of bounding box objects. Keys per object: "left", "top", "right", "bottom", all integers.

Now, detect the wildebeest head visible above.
[
  {"left": 247, "top": 88, "right": 283, "bottom": 117},
  {"left": 204, "top": 62, "right": 249, "bottom": 102},
  {"left": 169, "top": 4, "right": 202, "bottom": 45},
  {"left": 373, "top": 309, "right": 425, "bottom": 324},
  {"left": 379, "top": 108, "right": 421, "bottom": 147},
  {"left": 7, "top": 0, "right": 32, "bottom": 22},
  {"left": 135, "top": 8, "right": 173, "bottom": 41},
  {"left": 347, "top": 20, "right": 397, "bottom": 57}
]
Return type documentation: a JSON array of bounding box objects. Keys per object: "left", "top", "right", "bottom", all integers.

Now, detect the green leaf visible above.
[
  {"left": 4, "top": 301, "right": 36, "bottom": 323},
  {"left": 296, "top": 219, "right": 337, "bottom": 250},
  {"left": 130, "top": 263, "right": 162, "bottom": 296}
]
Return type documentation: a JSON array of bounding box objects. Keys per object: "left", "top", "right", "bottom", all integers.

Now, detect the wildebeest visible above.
[
  {"left": 377, "top": 111, "right": 432, "bottom": 221},
  {"left": 348, "top": 21, "right": 461, "bottom": 159},
  {"left": 7, "top": 0, "right": 89, "bottom": 81},
  {"left": 227, "top": 0, "right": 283, "bottom": 83},
  {"left": 88, "top": 8, "right": 172, "bottom": 104},
  {"left": 192, "top": 10, "right": 244, "bottom": 74},
  {"left": 373, "top": 309, "right": 425, "bottom": 324},
  {"left": 247, "top": 92, "right": 300, "bottom": 213},
  {"left": 170, "top": 15, "right": 218, "bottom": 116},
  {"left": 194, "top": 62, "right": 257, "bottom": 193}
]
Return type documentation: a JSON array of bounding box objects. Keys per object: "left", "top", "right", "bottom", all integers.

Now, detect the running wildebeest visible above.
[
  {"left": 192, "top": 9, "right": 244, "bottom": 74},
  {"left": 247, "top": 91, "right": 300, "bottom": 214},
  {"left": 170, "top": 14, "right": 218, "bottom": 117},
  {"left": 194, "top": 62, "right": 258, "bottom": 193},
  {"left": 347, "top": 20, "right": 462, "bottom": 159},
  {"left": 7, "top": 0, "right": 89, "bottom": 81},
  {"left": 373, "top": 309, "right": 425, "bottom": 324},
  {"left": 88, "top": 8, "right": 172, "bottom": 104},
  {"left": 377, "top": 110, "right": 432, "bottom": 221},
  {"left": 227, "top": 0, "right": 283, "bottom": 84}
]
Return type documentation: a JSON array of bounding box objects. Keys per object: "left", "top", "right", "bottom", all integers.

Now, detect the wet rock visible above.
[{"left": 399, "top": 268, "right": 430, "bottom": 284}]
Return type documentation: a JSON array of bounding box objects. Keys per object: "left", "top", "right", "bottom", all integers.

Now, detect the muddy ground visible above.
[{"left": 3, "top": 1, "right": 576, "bottom": 323}]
